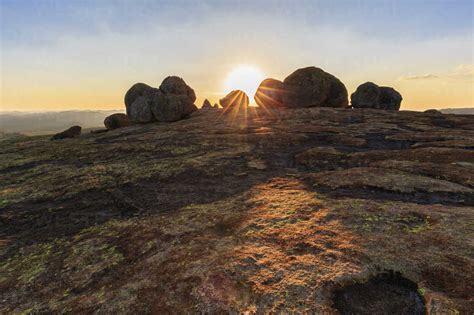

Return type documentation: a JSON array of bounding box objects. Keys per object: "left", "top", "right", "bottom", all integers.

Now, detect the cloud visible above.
[
  {"left": 399, "top": 74, "right": 439, "bottom": 80},
  {"left": 398, "top": 64, "right": 473, "bottom": 81}
]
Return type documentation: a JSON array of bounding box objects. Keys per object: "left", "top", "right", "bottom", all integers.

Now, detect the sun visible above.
[{"left": 224, "top": 65, "right": 265, "bottom": 102}]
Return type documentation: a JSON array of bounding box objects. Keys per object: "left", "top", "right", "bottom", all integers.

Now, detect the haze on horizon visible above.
[{"left": 1, "top": 0, "right": 473, "bottom": 112}]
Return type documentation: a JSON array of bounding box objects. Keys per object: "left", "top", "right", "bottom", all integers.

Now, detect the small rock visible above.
[
  {"left": 424, "top": 109, "right": 444, "bottom": 116},
  {"left": 213, "top": 103, "right": 219, "bottom": 109},
  {"left": 51, "top": 126, "right": 81, "bottom": 140},
  {"left": 90, "top": 129, "right": 108, "bottom": 134},
  {"left": 104, "top": 113, "right": 131, "bottom": 130},
  {"left": 201, "top": 99, "right": 212, "bottom": 109}
]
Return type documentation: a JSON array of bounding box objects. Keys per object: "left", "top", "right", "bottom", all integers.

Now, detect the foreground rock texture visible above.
[
  {"left": 351, "top": 82, "right": 403, "bottom": 110},
  {"left": 1, "top": 108, "right": 473, "bottom": 313}
]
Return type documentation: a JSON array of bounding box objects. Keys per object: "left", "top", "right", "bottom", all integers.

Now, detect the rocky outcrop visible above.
[
  {"left": 201, "top": 99, "right": 212, "bottom": 109},
  {"left": 104, "top": 113, "right": 131, "bottom": 130},
  {"left": 282, "top": 67, "right": 348, "bottom": 108},
  {"left": 50, "top": 125, "right": 81, "bottom": 140},
  {"left": 124, "top": 77, "right": 197, "bottom": 123},
  {"left": 213, "top": 103, "right": 219, "bottom": 109},
  {"left": 124, "top": 83, "right": 158, "bottom": 117},
  {"left": 151, "top": 91, "right": 198, "bottom": 122},
  {"left": 254, "top": 78, "right": 286, "bottom": 108},
  {"left": 219, "top": 90, "right": 249, "bottom": 109},
  {"left": 129, "top": 96, "right": 154, "bottom": 123},
  {"left": 351, "top": 82, "right": 402, "bottom": 110},
  {"left": 159, "top": 76, "right": 196, "bottom": 105}
]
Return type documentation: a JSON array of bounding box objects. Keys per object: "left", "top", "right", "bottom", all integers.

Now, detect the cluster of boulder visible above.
[
  {"left": 201, "top": 99, "right": 219, "bottom": 110},
  {"left": 253, "top": 66, "right": 402, "bottom": 111},
  {"left": 125, "top": 76, "right": 197, "bottom": 123},
  {"left": 50, "top": 67, "right": 405, "bottom": 140},
  {"left": 350, "top": 82, "right": 402, "bottom": 110}
]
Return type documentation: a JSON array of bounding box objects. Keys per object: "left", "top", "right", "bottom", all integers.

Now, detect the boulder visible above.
[
  {"left": 254, "top": 78, "right": 285, "bottom": 108},
  {"left": 129, "top": 96, "right": 154, "bottom": 123},
  {"left": 151, "top": 91, "right": 197, "bottom": 122},
  {"left": 213, "top": 103, "right": 219, "bottom": 109},
  {"left": 282, "top": 67, "right": 348, "bottom": 108},
  {"left": 51, "top": 126, "right": 81, "bottom": 140},
  {"left": 202, "top": 99, "right": 212, "bottom": 109},
  {"left": 159, "top": 76, "right": 196, "bottom": 104},
  {"left": 124, "top": 83, "right": 158, "bottom": 116},
  {"left": 104, "top": 113, "right": 131, "bottom": 130},
  {"left": 219, "top": 90, "right": 249, "bottom": 109},
  {"left": 351, "top": 82, "right": 402, "bottom": 110}
]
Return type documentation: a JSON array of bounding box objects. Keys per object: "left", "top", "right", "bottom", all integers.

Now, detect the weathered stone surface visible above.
[
  {"left": 151, "top": 91, "right": 197, "bottom": 122},
  {"left": 104, "top": 113, "right": 131, "bottom": 130},
  {"left": 124, "top": 83, "right": 158, "bottom": 116},
  {"left": 159, "top": 76, "right": 196, "bottom": 104},
  {"left": 282, "top": 66, "right": 348, "bottom": 108},
  {"left": 351, "top": 82, "right": 402, "bottom": 110},
  {"left": 50, "top": 125, "right": 81, "bottom": 140},
  {"left": 254, "top": 78, "right": 285, "bottom": 108},
  {"left": 129, "top": 96, "right": 154, "bottom": 123},
  {"left": 2, "top": 107, "right": 473, "bottom": 314},
  {"left": 219, "top": 90, "right": 249, "bottom": 109}
]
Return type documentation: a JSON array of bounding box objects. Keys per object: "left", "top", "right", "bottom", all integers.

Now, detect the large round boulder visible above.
[
  {"left": 219, "top": 90, "right": 249, "bottom": 109},
  {"left": 129, "top": 96, "right": 154, "bottom": 123},
  {"left": 351, "top": 82, "right": 402, "bottom": 110},
  {"left": 104, "top": 113, "right": 131, "bottom": 130},
  {"left": 282, "top": 67, "right": 348, "bottom": 108},
  {"left": 254, "top": 78, "right": 285, "bottom": 108},
  {"left": 124, "top": 83, "right": 158, "bottom": 116},
  {"left": 159, "top": 76, "right": 196, "bottom": 104},
  {"left": 151, "top": 91, "right": 197, "bottom": 122}
]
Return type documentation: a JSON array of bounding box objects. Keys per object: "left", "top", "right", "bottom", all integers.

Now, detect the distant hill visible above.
[
  {"left": 0, "top": 110, "right": 122, "bottom": 135},
  {"left": 440, "top": 108, "right": 474, "bottom": 115}
]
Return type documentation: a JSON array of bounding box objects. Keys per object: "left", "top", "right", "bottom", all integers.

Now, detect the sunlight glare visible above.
[{"left": 224, "top": 65, "right": 265, "bottom": 103}]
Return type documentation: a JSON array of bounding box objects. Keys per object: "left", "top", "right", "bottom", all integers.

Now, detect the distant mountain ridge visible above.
[
  {"left": 439, "top": 108, "right": 474, "bottom": 115},
  {"left": 0, "top": 110, "right": 122, "bottom": 135}
]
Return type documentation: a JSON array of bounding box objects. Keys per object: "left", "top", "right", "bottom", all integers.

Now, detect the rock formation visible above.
[
  {"left": 129, "top": 96, "right": 154, "bottom": 123},
  {"left": 201, "top": 99, "right": 212, "bottom": 109},
  {"left": 254, "top": 78, "right": 285, "bottom": 108},
  {"left": 219, "top": 90, "right": 249, "bottom": 109},
  {"left": 351, "top": 82, "right": 402, "bottom": 110},
  {"left": 124, "top": 76, "right": 197, "bottom": 123},
  {"left": 151, "top": 91, "right": 198, "bottom": 122},
  {"left": 104, "top": 113, "right": 131, "bottom": 130},
  {"left": 50, "top": 125, "right": 81, "bottom": 140},
  {"left": 124, "top": 83, "right": 158, "bottom": 117},
  {"left": 213, "top": 103, "right": 219, "bottom": 109},
  {"left": 282, "top": 66, "right": 348, "bottom": 108}
]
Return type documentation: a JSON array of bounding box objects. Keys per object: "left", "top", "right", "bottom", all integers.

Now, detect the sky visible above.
[{"left": 1, "top": 0, "right": 473, "bottom": 111}]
